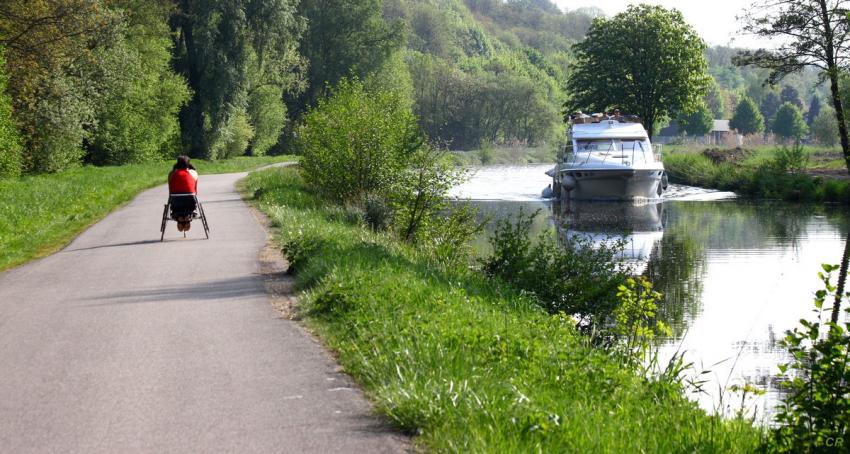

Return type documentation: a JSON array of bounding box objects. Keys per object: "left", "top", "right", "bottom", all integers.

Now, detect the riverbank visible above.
[
  {"left": 0, "top": 155, "right": 296, "bottom": 271},
  {"left": 450, "top": 145, "right": 557, "bottom": 166},
  {"left": 663, "top": 146, "right": 850, "bottom": 204},
  {"left": 243, "top": 166, "right": 764, "bottom": 452}
]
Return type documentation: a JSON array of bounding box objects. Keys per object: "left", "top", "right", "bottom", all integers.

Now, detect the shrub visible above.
[
  {"left": 611, "top": 277, "right": 671, "bottom": 366},
  {"left": 772, "top": 144, "right": 809, "bottom": 174},
  {"left": 0, "top": 47, "right": 21, "bottom": 179},
  {"left": 211, "top": 108, "right": 255, "bottom": 159},
  {"left": 296, "top": 77, "right": 422, "bottom": 204},
  {"left": 389, "top": 146, "right": 466, "bottom": 242},
  {"left": 364, "top": 194, "right": 393, "bottom": 231},
  {"left": 772, "top": 264, "right": 850, "bottom": 452},
  {"left": 482, "top": 209, "right": 629, "bottom": 325},
  {"left": 297, "top": 78, "right": 470, "bottom": 247}
]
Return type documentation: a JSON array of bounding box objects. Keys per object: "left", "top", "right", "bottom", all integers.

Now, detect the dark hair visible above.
[{"left": 173, "top": 155, "right": 195, "bottom": 170}]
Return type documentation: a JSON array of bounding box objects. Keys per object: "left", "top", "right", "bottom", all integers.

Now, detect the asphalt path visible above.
[{"left": 0, "top": 171, "right": 407, "bottom": 453}]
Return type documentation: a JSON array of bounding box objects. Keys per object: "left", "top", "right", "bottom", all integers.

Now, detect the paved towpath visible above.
[{"left": 0, "top": 171, "right": 407, "bottom": 453}]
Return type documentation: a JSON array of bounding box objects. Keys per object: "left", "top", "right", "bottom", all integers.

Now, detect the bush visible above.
[
  {"left": 482, "top": 209, "right": 629, "bottom": 325},
  {"left": 364, "top": 194, "right": 393, "bottom": 231},
  {"left": 0, "top": 47, "right": 21, "bottom": 179},
  {"left": 771, "top": 264, "right": 850, "bottom": 452},
  {"left": 772, "top": 144, "right": 809, "bottom": 174},
  {"left": 297, "top": 78, "right": 470, "bottom": 247},
  {"left": 211, "top": 107, "right": 255, "bottom": 159},
  {"left": 296, "top": 78, "right": 422, "bottom": 204}
]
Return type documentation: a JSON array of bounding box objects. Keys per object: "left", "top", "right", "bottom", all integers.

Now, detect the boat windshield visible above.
[{"left": 575, "top": 139, "right": 649, "bottom": 153}]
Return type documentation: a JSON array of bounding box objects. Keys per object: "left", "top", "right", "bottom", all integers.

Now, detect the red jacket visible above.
[{"left": 169, "top": 169, "right": 198, "bottom": 194}]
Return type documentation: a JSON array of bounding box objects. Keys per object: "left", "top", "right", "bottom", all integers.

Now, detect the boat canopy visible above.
[{"left": 570, "top": 121, "right": 648, "bottom": 140}]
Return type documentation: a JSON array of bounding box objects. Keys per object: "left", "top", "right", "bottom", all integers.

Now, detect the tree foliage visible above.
[
  {"left": 0, "top": 0, "right": 121, "bottom": 172},
  {"left": 780, "top": 85, "right": 803, "bottom": 110},
  {"left": 773, "top": 102, "right": 809, "bottom": 141},
  {"left": 730, "top": 97, "right": 765, "bottom": 136},
  {"left": 807, "top": 95, "right": 822, "bottom": 126},
  {"left": 294, "top": 0, "right": 403, "bottom": 113},
  {"left": 0, "top": 47, "right": 21, "bottom": 179},
  {"left": 565, "top": 5, "right": 711, "bottom": 138},
  {"left": 1, "top": 0, "right": 191, "bottom": 170},
  {"left": 171, "top": 0, "right": 304, "bottom": 159},
  {"left": 87, "top": 0, "right": 190, "bottom": 165},
  {"left": 812, "top": 107, "right": 839, "bottom": 146},
  {"left": 735, "top": 0, "right": 850, "bottom": 176},
  {"left": 678, "top": 103, "right": 714, "bottom": 136},
  {"left": 772, "top": 265, "right": 850, "bottom": 452}
]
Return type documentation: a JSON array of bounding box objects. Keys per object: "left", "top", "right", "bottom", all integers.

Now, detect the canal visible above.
[{"left": 450, "top": 164, "right": 850, "bottom": 419}]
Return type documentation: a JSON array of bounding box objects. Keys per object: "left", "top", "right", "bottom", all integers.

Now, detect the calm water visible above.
[{"left": 451, "top": 164, "right": 850, "bottom": 419}]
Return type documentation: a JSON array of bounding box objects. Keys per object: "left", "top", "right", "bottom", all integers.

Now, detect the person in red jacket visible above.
[{"left": 168, "top": 156, "right": 199, "bottom": 232}]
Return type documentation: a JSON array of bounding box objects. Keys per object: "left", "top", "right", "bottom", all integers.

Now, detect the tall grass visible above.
[
  {"left": 243, "top": 167, "right": 765, "bottom": 452},
  {"left": 0, "top": 155, "right": 295, "bottom": 271},
  {"left": 664, "top": 151, "right": 850, "bottom": 204}
]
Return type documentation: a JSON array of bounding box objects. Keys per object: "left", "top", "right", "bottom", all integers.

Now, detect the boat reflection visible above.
[{"left": 554, "top": 200, "right": 665, "bottom": 274}]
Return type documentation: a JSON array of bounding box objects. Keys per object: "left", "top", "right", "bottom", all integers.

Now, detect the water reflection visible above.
[
  {"left": 555, "top": 200, "right": 665, "bottom": 275},
  {"left": 463, "top": 196, "right": 848, "bottom": 419}
]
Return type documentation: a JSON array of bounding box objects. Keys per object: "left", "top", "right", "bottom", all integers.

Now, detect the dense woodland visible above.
[{"left": 0, "top": 0, "right": 840, "bottom": 179}]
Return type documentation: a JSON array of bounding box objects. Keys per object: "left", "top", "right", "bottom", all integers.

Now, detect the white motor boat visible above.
[{"left": 550, "top": 114, "right": 667, "bottom": 201}]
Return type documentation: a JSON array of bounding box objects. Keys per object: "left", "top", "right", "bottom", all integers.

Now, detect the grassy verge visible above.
[
  {"left": 0, "top": 155, "right": 296, "bottom": 271},
  {"left": 243, "top": 166, "right": 764, "bottom": 452},
  {"left": 664, "top": 149, "right": 850, "bottom": 204}
]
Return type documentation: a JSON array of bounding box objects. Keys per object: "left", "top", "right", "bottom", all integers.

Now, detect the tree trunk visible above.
[
  {"left": 832, "top": 234, "right": 850, "bottom": 324},
  {"left": 819, "top": 0, "right": 850, "bottom": 177},
  {"left": 827, "top": 68, "right": 850, "bottom": 177}
]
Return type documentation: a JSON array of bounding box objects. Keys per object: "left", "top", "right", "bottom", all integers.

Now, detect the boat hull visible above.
[{"left": 558, "top": 168, "right": 664, "bottom": 201}]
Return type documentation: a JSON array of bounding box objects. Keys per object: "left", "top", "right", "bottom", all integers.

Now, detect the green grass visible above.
[
  {"left": 0, "top": 155, "right": 296, "bottom": 271},
  {"left": 243, "top": 166, "right": 765, "bottom": 452},
  {"left": 664, "top": 149, "right": 850, "bottom": 204}
]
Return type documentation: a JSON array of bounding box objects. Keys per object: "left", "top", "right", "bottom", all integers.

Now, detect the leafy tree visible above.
[
  {"left": 811, "top": 107, "right": 839, "bottom": 146},
  {"left": 408, "top": 50, "right": 561, "bottom": 149},
  {"left": 247, "top": 86, "right": 286, "bottom": 156},
  {"left": 760, "top": 91, "right": 781, "bottom": 131},
  {"left": 678, "top": 103, "right": 714, "bottom": 136},
  {"left": 171, "top": 0, "right": 304, "bottom": 159},
  {"left": 294, "top": 0, "right": 404, "bottom": 113},
  {"left": 87, "top": 0, "right": 190, "bottom": 165},
  {"left": 730, "top": 97, "right": 765, "bottom": 136},
  {"left": 0, "top": 47, "right": 21, "bottom": 178},
  {"left": 735, "top": 0, "right": 850, "bottom": 177},
  {"left": 806, "top": 95, "right": 822, "bottom": 126},
  {"left": 780, "top": 85, "right": 803, "bottom": 110},
  {"left": 704, "top": 79, "right": 727, "bottom": 118},
  {"left": 773, "top": 102, "right": 809, "bottom": 141},
  {"left": 0, "top": 0, "right": 121, "bottom": 172},
  {"left": 565, "top": 5, "right": 711, "bottom": 139}
]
